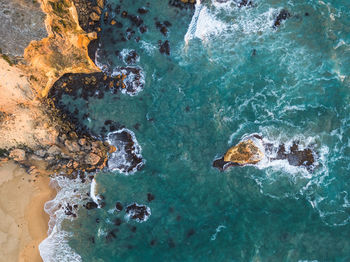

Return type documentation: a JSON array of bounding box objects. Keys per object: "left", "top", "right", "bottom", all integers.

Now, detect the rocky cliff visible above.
[{"left": 0, "top": 0, "right": 113, "bottom": 175}]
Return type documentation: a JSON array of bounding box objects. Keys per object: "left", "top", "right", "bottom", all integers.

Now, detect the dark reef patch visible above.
[
  {"left": 168, "top": 0, "right": 196, "bottom": 10},
  {"left": 125, "top": 203, "right": 151, "bottom": 222},
  {"left": 115, "top": 202, "right": 123, "bottom": 211},
  {"left": 273, "top": 9, "right": 291, "bottom": 28},
  {"left": 107, "top": 129, "right": 144, "bottom": 173},
  {"left": 158, "top": 40, "right": 170, "bottom": 55}
]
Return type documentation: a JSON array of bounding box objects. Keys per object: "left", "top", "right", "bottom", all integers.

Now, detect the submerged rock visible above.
[
  {"left": 273, "top": 9, "right": 291, "bottom": 28},
  {"left": 85, "top": 201, "right": 98, "bottom": 210}
]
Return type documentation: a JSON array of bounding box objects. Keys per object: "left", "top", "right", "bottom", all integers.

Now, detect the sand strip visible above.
[{"left": 0, "top": 161, "right": 55, "bottom": 262}]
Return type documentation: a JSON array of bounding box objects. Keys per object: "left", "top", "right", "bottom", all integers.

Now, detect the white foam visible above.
[
  {"left": 39, "top": 175, "right": 91, "bottom": 262},
  {"left": 210, "top": 225, "right": 226, "bottom": 241},
  {"left": 184, "top": 2, "right": 227, "bottom": 45},
  {"left": 95, "top": 47, "right": 110, "bottom": 72},
  {"left": 119, "top": 49, "right": 140, "bottom": 64},
  {"left": 125, "top": 203, "right": 151, "bottom": 223},
  {"left": 139, "top": 40, "right": 157, "bottom": 55},
  {"left": 107, "top": 128, "right": 144, "bottom": 175},
  {"left": 184, "top": 0, "right": 278, "bottom": 47},
  {"left": 90, "top": 177, "right": 104, "bottom": 208},
  {"left": 111, "top": 67, "right": 145, "bottom": 96}
]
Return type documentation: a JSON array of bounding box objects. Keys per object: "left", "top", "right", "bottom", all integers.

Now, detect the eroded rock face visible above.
[{"left": 223, "top": 139, "right": 264, "bottom": 165}]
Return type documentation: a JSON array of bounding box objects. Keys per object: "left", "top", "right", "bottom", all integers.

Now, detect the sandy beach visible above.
[{"left": 0, "top": 161, "right": 55, "bottom": 262}]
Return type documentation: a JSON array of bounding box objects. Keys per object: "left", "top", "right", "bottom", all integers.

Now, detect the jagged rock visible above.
[
  {"left": 224, "top": 139, "right": 264, "bottom": 165},
  {"left": 273, "top": 9, "right": 291, "bottom": 28},
  {"left": 48, "top": 145, "right": 61, "bottom": 155},
  {"left": 73, "top": 161, "right": 79, "bottom": 169},
  {"left": 35, "top": 149, "right": 47, "bottom": 158},
  {"left": 272, "top": 143, "right": 315, "bottom": 168},
  {"left": 90, "top": 12, "right": 100, "bottom": 21},
  {"left": 85, "top": 153, "right": 101, "bottom": 165},
  {"left": 109, "top": 145, "right": 116, "bottom": 153},
  {"left": 115, "top": 202, "right": 123, "bottom": 211},
  {"left": 126, "top": 203, "right": 151, "bottom": 222},
  {"left": 97, "top": 0, "right": 104, "bottom": 9},
  {"left": 9, "top": 149, "right": 26, "bottom": 161}
]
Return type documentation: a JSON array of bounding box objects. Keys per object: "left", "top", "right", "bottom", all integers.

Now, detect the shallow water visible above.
[{"left": 41, "top": 0, "right": 350, "bottom": 261}]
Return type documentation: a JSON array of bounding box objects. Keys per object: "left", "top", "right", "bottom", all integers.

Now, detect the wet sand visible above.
[{"left": 0, "top": 161, "right": 55, "bottom": 262}]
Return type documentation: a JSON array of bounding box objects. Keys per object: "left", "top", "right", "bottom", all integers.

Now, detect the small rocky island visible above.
[{"left": 213, "top": 134, "right": 316, "bottom": 171}]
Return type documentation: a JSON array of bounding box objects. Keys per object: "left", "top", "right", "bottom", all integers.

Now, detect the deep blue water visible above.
[{"left": 40, "top": 0, "right": 350, "bottom": 261}]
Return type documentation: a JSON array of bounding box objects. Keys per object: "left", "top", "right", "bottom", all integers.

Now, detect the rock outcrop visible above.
[
  {"left": 22, "top": 0, "right": 103, "bottom": 97},
  {"left": 213, "top": 135, "right": 317, "bottom": 172},
  {"left": 0, "top": 0, "right": 114, "bottom": 175},
  {"left": 223, "top": 139, "right": 264, "bottom": 165}
]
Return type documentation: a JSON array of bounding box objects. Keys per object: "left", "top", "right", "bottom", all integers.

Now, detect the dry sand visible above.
[
  {"left": 0, "top": 57, "right": 58, "bottom": 149},
  {"left": 0, "top": 161, "right": 55, "bottom": 262}
]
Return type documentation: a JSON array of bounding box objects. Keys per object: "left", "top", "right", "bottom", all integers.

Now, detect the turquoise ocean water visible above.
[{"left": 40, "top": 0, "right": 350, "bottom": 261}]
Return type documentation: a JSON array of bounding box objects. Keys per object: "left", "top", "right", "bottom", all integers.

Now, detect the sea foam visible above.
[{"left": 39, "top": 175, "right": 92, "bottom": 262}]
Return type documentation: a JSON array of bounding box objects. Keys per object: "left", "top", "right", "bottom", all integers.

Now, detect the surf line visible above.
[{"left": 184, "top": 0, "right": 203, "bottom": 49}]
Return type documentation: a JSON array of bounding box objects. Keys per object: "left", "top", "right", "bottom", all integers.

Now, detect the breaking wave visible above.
[{"left": 39, "top": 175, "right": 92, "bottom": 262}]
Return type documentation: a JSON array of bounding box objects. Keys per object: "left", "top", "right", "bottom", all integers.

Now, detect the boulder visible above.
[
  {"left": 9, "top": 149, "right": 26, "bottom": 161},
  {"left": 65, "top": 140, "right": 80, "bottom": 152},
  {"left": 47, "top": 145, "right": 61, "bottom": 155},
  {"left": 223, "top": 139, "right": 263, "bottom": 165},
  {"left": 85, "top": 153, "right": 101, "bottom": 166}
]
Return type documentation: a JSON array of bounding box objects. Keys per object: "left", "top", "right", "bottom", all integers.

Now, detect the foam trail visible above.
[
  {"left": 90, "top": 178, "right": 100, "bottom": 207},
  {"left": 184, "top": 0, "right": 203, "bottom": 48}
]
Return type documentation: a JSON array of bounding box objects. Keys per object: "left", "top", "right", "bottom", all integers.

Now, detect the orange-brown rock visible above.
[
  {"left": 109, "top": 145, "right": 117, "bottom": 153},
  {"left": 22, "top": 0, "right": 100, "bottom": 98},
  {"left": 224, "top": 139, "right": 263, "bottom": 165},
  {"left": 85, "top": 153, "right": 101, "bottom": 166},
  {"left": 9, "top": 149, "right": 26, "bottom": 162}
]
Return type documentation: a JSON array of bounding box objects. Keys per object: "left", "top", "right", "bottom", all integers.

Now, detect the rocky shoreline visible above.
[{"left": 0, "top": 0, "right": 116, "bottom": 176}]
